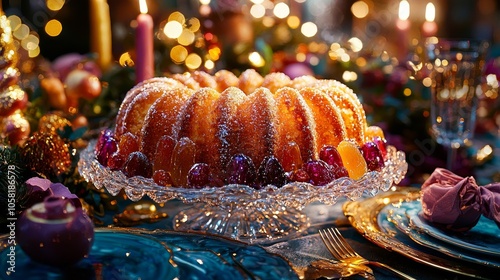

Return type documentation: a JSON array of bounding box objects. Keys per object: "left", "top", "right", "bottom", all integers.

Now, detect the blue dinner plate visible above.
[
  {"left": 0, "top": 230, "right": 179, "bottom": 280},
  {"left": 406, "top": 207, "right": 500, "bottom": 257},
  {"left": 1, "top": 228, "right": 298, "bottom": 280},
  {"left": 148, "top": 230, "right": 298, "bottom": 280},
  {"left": 382, "top": 200, "right": 500, "bottom": 268}
]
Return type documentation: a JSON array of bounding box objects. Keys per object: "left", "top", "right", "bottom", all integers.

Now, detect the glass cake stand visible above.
[{"left": 78, "top": 140, "right": 408, "bottom": 244}]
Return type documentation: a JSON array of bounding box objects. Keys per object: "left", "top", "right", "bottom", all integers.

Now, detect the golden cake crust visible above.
[{"left": 114, "top": 70, "right": 372, "bottom": 183}]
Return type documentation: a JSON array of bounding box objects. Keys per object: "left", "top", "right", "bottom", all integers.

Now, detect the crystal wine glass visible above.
[{"left": 425, "top": 38, "right": 488, "bottom": 171}]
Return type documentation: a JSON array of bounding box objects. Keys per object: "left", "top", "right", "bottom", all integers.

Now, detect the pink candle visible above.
[{"left": 135, "top": 0, "right": 154, "bottom": 83}]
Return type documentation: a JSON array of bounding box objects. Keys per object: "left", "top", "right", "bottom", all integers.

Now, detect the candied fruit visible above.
[
  {"left": 337, "top": 140, "right": 367, "bottom": 180},
  {"left": 257, "top": 156, "right": 287, "bottom": 188},
  {"left": 373, "top": 136, "right": 387, "bottom": 158},
  {"left": 153, "top": 136, "right": 176, "bottom": 172},
  {"left": 123, "top": 151, "right": 152, "bottom": 178},
  {"left": 153, "top": 170, "right": 173, "bottom": 186},
  {"left": 287, "top": 169, "right": 310, "bottom": 183},
  {"left": 365, "top": 125, "right": 385, "bottom": 141},
  {"left": 96, "top": 138, "right": 117, "bottom": 167},
  {"left": 319, "top": 145, "right": 344, "bottom": 168},
  {"left": 108, "top": 152, "right": 125, "bottom": 170},
  {"left": 279, "top": 141, "right": 303, "bottom": 171},
  {"left": 118, "top": 132, "right": 139, "bottom": 157},
  {"left": 171, "top": 137, "right": 196, "bottom": 187},
  {"left": 187, "top": 163, "right": 211, "bottom": 189},
  {"left": 304, "top": 160, "right": 334, "bottom": 186},
  {"left": 225, "top": 154, "right": 256, "bottom": 185},
  {"left": 95, "top": 129, "right": 114, "bottom": 154},
  {"left": 361, "top": 141, "right": 385, "bottom": 171},
  {"left": 332, "top": 166, "right": 349, "bottom": 179}
]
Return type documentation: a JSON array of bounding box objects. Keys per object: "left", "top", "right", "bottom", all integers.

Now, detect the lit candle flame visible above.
[
  {"left": 425, "top": 2, "right": 435, "bottom": 22},
  {"left": 398, "top": 0, "right": 410, "bottom": 21},
  {"left": 139, "top": 0, "right": 148, "bottom": 14}
]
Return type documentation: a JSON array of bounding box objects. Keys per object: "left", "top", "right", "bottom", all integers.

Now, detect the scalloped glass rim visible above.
[{"left": 78, "top": 140, "right": 408, "bottom": 209}]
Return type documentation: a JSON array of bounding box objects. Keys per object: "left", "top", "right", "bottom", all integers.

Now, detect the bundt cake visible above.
[{"left": 97, "top": 69, "right": 387, "bottom": 188}]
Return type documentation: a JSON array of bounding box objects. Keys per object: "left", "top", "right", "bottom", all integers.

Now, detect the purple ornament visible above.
[
  {"left": 23, "top": 177, "right": 79, "bottom": 209},
  {"left": 17, "top": 197, "right": 94, "bottom": 266}
]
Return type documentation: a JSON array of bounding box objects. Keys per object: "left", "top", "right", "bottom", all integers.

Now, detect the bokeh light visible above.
[
  {"left": 351, "top": 1, "right": 369, "bottom": 18},
  {"left": 348, "top": 37, "right": 363, "bottom": 52},
  {"left": 287, "top": 16, "right": 300, "bottom": 29},
  {"left": 250, "top": 4, "right": 266, "bottom": 19},
  {"left": 185, "top": 53, "right": 202, "bottom": 69},
  {"left": 274, "top": 3, "right": 290, "bottom": 19},
  {"left": 249, "top": 52, "right": 265, "bottom": 67},
  {"left": 168, "top": 11, "right": 186, "bottom": 24},
  {"left": 13, "top": 24, "right": 29, "bottom": 40},
  {"left": 170, "top": 45, "right": 188, "bottom": 63},
  {"left": 45, "top": 19, "right": 63, "bottom": 37},
  {"left": 301, "top": 22, "right": 317, "bottom": 37},
  {"left": 46, "top": 0, "right": 65, "bottom": 11},
  {"left": 178, "top": 29, "right": 195, "bottom": 45},
  {"left": 164, "top": 21, "right": 183, "bottom": 39}
]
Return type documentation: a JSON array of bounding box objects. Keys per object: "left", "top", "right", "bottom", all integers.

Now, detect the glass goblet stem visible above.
[{"left": 446, "top": 145, "right": 458, "bottom": 171}]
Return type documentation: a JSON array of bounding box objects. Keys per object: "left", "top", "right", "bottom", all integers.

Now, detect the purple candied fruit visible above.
[
  {"left": 257, "top": 156, "right": 287, "bottom": 188},
  {"left": 187, "top": 163, "right": 211, "bottom": 189},
  {"left": 361, "top": 141, "right": 385, "bottom": 171},
  {"left": 122, "top": 151, "right": 153, "bottom": 178},
  {"left": 319, "top": 145, "right": 344, "bottom": 168},
  {"left": 96, "top": 138, "right": 117, "bottom": 167},
  {"left": 95, "top": 129, "right": 114, "bottom": 153},
  {"left": 332, "top": 166, "right": 349, "bottom": 179},
  {"left": 225, "top": 154, "right": 256, "bottom": 185},
  {"left": 304, "top": 160, "right": 334, "bottom": 186}
]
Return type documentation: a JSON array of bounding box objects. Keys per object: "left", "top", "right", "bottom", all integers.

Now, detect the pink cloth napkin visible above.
[{"left": 421, "top": 168, "right": 500, "bottom": 231}]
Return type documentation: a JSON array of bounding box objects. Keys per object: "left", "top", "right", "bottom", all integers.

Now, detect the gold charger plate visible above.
[{"left": 343, "top": 187, "right": 493, "bottom": 279}]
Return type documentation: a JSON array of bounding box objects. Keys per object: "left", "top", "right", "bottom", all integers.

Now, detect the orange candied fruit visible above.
[
  {"left": 365, "top": 125, "right": 385, "bottom": 142},
  {"left": 337, "top": 140, "right": 367, "bottom": 180}
]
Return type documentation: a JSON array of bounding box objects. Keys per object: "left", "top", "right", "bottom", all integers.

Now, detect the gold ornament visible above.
[
  {"left": 38, "top": 113, "right": 72, "bottom": 135},
  {"left": 21, "top": 132, "right": 71, "bottom": 178}
]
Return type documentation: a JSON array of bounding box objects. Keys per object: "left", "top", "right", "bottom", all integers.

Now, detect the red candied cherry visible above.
[
  {"left": 361, "top": 141, "right": 385, "bottom": 171},
  {"left": 304, "top": 160, "right": 334, "bottom": 186},
  {"left": 153, "top": 170, "right": 173, "bottom": 186},
  {"left": 319, "top": 145, "right": 344, "bottom": 168},
  {"left": 108, "top": 152, "right": 125, "bottom": 170},
  {"left": 257, "top": 156, "right": 288, "bottom": 188},
  {"left": 287, "top": 169, "right": 310, "bottom": 183},
  {"left": 225, "top": 154, "right": 256, "bottom": 185},
  {"left": 373, "top": 136, "right": 387, "bottom": 158},
  {"left": 187, "top": 163, "right": 211, "bottom": 189},
  {"left": 123, "top": 151, "right": 153, "bottom": 178}
]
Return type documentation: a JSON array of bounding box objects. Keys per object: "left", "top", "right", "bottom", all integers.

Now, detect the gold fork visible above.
[{"left": 319, "top": 228, "right": 416, "bottom": 280}]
